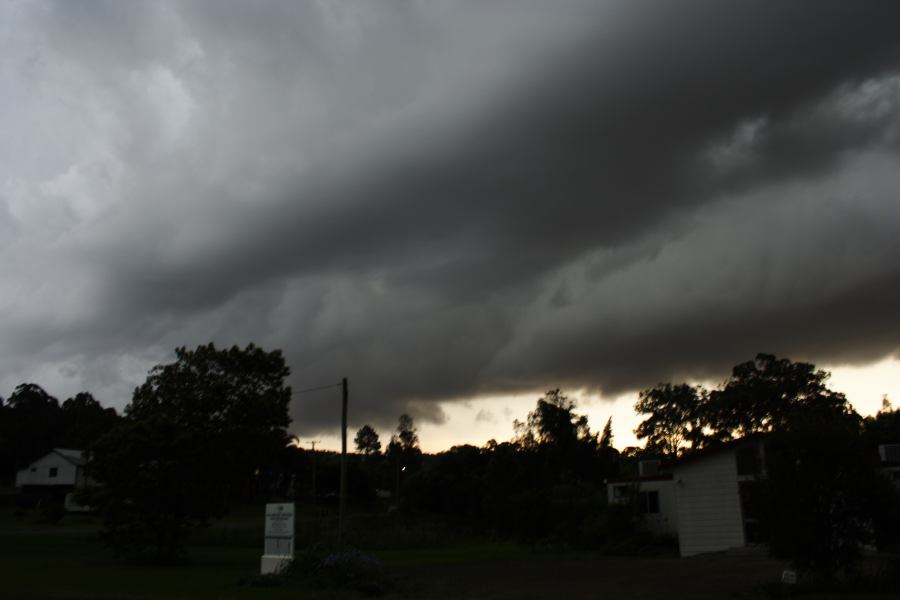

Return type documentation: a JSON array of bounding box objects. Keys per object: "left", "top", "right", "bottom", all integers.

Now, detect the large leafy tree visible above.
[
  {"left": 760, "top": 407, "right": 900, "bottom": 576},
  {"left": 0, "top": 384, "right": 62, "bottom": 482},
  {"left": 705, "top": 353, "right": 853, "bottom": 439},
  {"left": 514, "top": 389, "right": 601, "bottom": 483},
  {"left": 60, "top": 392, "right": 120, "bottom": 449},
  {"left": 127, "top": 343, "right": 292, "bottom": 490},
  {"left": 635, "top": 354, "right": 855, "bottom": 455},
  {"left": 514, "top": 389, "right": 592, "bottom": 451},
  {"left": 89, "top": 343, "right": 292, "bottom": 561},
  {"left": 634, "top": 383, "right": 706, "bottom": 457}
]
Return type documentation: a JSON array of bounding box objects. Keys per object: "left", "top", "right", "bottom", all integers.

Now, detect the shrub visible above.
[{"left": 318, "top": 548, "right": 390, "bottom": 596}]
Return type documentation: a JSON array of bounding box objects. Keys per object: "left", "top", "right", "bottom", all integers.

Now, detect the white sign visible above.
[
  {"left": 261, "top": 503, "right": 295, "bottom": 575},
  {"left": 781, "top": 569, "right": 797, "bottom": 585},
  {"left": 265, "top": 503, "right": 295, "bottom": 538}
]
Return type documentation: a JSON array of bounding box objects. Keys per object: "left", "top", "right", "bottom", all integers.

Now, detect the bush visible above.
[
  {"left": 318, "top": 548, "right": 389, "bottom": 595},
  {"left": 281, "top": 546, "right": 392, "bottom": 597}
]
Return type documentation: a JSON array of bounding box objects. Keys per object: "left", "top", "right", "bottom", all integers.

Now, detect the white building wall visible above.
[
  {"left": 640, "top": 479, "right": 678, "bottom": 535},
  {"left": 15, "top": 452, "right": 81, "bottom": 487},
  {"left": 673, "top": 450, "right": 745, "bottom": 557},
  {"left": 607, "top": 479, "right": 678, "bottom": 535}
]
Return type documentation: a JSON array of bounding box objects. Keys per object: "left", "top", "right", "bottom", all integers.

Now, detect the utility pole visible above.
[
  {"left": 307, "top": 441, "right": 320, "bottom": 505},
  {"left": 338, "top": 377, "right": 348, "bottom": 546}
]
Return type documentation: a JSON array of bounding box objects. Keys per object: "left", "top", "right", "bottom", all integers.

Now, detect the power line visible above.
[{"left": 291, "top": 382, "right": 342, "bottom": 395}]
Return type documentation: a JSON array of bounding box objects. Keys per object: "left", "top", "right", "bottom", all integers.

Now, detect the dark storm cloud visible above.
[{"left": 2, "top": 1, "right": 900, "bottom": 433}]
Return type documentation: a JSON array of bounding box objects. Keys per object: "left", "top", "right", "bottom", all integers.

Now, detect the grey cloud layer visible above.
[{"left": 2, "top": 1, "right": 900, "bottom": 433}]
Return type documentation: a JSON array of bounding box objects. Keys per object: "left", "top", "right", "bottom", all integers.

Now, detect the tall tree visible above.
[
  {"left": 386, "top": 413, "right": 422, "bottom": 471},
  {"left": 514, "top": 389, "right": 592, "bottom": 451},
  {"left": 354, "top": 424, "right": 382, "bottom": 455},
  {"left": 1, "top": 384, "right": 62, "bottom": 479},
  {"left": 89, "top": 343, "right": 292, "bottom": 561},
  {"left": 760, "top": 407, "right": 900, "bottom": 576},
  {"left": 634, "top": 383, "right": 706, "bottom": 457},
  {"left": 514, "top": 389, "right": 600, "bottom": 483},
  {"left": 396, "top": 414, "right": 419, "bottom": 451},
  {"left": 60, "top": 392, "right": 120, "bottom": 449},
  {"left": 706, "top": 353, "right": 852, "bottom": 440},
  {"left": 636, "top": 355, "right": 855, "bottom": 456},
  {"left": 599, "top": 417, "right": 613, "bottom": 450}
]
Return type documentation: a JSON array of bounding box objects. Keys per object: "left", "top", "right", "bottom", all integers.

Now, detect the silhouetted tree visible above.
[
  {"left": 88, "top": 343, "right": 292, "bottom": 562},
  {"left": 396, "top": 414, "right": 419, "bottom": 450},
  {"left": 634, "top": 383, "right": 706, "bottom": 457},
  {"left": 599, "top": 417, "right": 613, "bottom": 450},
  {"left": 384, "top": 413, "right": 422, "bottom": 503},
  {"left": 60, "top": 392, "right": 120, "bottom": 449},
  {"left": 514, "top": 390, "right": 601, "bottom": 484},
  {"left": 636, "top": 355, "right": 855, "bottom": 456},
  {"left": 863, "top": 398, "right": 900, "bottom": 451},
  {"left": 706, "top": 353, "right": 853, "bottom": 440},
  {"left": 0, "top": 384, "right": 62, "bottom": 481},
  {"left": 514, "top": 389, "right": 592, "bottom": 450},
  {"left": 354, "top": 424, "right": 382, "bottom": 455},
  {"left": 386, "top": 414, "right": 421, "bottom": 463},
  {"left": 760, "top": 407, "right": 900, "bottom": 577}
]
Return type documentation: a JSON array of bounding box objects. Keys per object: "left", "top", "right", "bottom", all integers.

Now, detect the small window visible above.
[
  {"left": 49, "top": 467, "right": 58, "bottom": 478},
  {"left": 638, "top": 491, "right": 660, "bottom": 514},
  {"left": 613, "top": 486, "right": 629, "bottom": 500},
  {"left": 30, "top": 467, "right": 37, "bottom": 473}
]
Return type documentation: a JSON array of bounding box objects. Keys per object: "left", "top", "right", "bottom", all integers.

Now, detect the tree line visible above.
[
  {"left": 350, "top": 388, "right": 622, "bottom": 547},
  {"left": 0, "top": 385, "right": 120, "bottom": 485},
  {"left": 4, "top": 345, "right": 900, "bottom": 576},
  {"left": 352, "top": 353, "right": 900, "bottom": 576}
]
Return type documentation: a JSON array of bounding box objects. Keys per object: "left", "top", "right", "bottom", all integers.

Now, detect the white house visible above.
[
  {"left": 16, "top": 448, "right": 86, "bottom": 490},
  {"left": 607, "top": 460, "right": 678, "bottom": 536},
  {"left": 671, "top": 437, "right": 765, "bottom": 557},
  {"left": 607, "top": 438, "right": 766, "bottom": 557}
]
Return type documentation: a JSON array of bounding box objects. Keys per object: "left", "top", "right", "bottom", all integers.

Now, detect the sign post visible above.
[{"left": 261, "top": 502, "right": 295, "bottom": 575}]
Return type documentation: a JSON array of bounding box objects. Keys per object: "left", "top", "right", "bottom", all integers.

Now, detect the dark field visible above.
[{"left": 0, "top": 503, "right": 890, "bottom": 600}]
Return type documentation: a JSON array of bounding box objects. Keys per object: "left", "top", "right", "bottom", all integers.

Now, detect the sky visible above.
[{"left": 2, "top": 1, "right": 900, "bottom": 451}]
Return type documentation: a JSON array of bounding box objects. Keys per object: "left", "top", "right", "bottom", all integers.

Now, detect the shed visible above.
[{"left": 671, "top": 437, "right": 765, "bottom": 557}]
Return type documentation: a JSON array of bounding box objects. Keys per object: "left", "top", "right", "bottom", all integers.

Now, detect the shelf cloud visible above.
[{"left": 2, "top": 1, "right": 900, "bottom": 433}]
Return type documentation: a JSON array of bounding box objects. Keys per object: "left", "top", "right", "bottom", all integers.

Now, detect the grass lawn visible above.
[{"left": 0, "top": 505, "right": 894, "bottom": 600}]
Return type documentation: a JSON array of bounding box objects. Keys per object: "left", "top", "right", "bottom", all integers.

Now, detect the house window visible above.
[
  {"left": 49, "top": 467, "right": 58, "bottom": 478},
  {"left": 638, "top": 491, "right": 660, "bottom": 514},
  {"left": 613, "top": 486, "right": 629, "bottom": 500}
]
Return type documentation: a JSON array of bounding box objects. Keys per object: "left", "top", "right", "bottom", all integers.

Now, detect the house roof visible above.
[
  {"left": 669, "top": 434, "right": 765, "bottom": 469},
  {"left": 52, "top": 448, "right": 86, "bottom": 466},
  {"left": 607, "top": 473, "right": 674, "bottom": 485}
]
